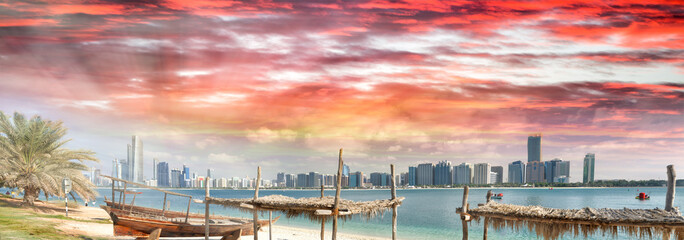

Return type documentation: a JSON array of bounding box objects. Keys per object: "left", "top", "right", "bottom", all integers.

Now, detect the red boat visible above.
[{"left": 635, "top": 192, "right": 650, "bottom": 200}]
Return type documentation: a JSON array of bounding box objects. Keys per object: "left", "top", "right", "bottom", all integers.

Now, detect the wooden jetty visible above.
[
  {"left": 457, "top": 165, "right": 683, "bottom": 240},
  {"left": 205, "top": 148, "right": 405, "bottom": 240}
]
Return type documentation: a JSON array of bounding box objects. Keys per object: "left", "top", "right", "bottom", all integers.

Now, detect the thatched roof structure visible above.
[
  {"left": 206, "top": 195, "right": 404, "bottom": 221},
  {"left": 467, "top": 202, "right": 684, "bottom": 240}
]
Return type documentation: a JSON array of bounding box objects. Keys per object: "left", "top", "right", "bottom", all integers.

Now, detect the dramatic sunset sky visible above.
[{"left": 1, "top": 0, "right": 683, "bottom": 181}]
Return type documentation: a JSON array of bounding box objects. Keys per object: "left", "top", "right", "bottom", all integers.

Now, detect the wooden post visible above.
[
  {"left": 254, "top": 166, "right": 261, "bottom": 240},
  {"left": 161, "top": 193, "right": 167, "bottom": 217},
  {"left": 665, "top": 165, "right": 676, "bottom": 212},
  {"left": 483, "top": 217, "right": 489, "bottom": 240},
  {"left": 390, "top": 164, "right": 397, "bottom": 240},
  {"left": 129, "top": 193, "right": 137, "bottom": 214},
  {"left": 121, "top": 183, "right": 127, "bottom": 207},
  {"left": 111, "top": 181, "right": 115, "bottom": 206},
  {"left": 461, "top": 186, "right": 469, "bottom": 240},
  {"left": 321, "top": 183, "right": 325, "bottom": 240},
  {"left": 332, "top": 148, "right": 343, "bottom": 240},
  {"left": 185, "top": 197, "right": 192, "bottom": 224},
  {"left": 205, "top": 174, "right": 210, "bottom": 240},
  {"left": 269, "top": 211, "right": 272, "bottom": 240},
  {"left": 486, "top": 190, "right": 492, "bottom": 203}
]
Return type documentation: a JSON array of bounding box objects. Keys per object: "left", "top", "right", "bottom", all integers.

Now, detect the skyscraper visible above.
[
  {"left": 170, "top": 169, "right": 181, "bottom": 188},
  {"left": 416, "top": 163, "right": 434, "bottom": 186},
  {"left": 349, "top": 171, "right": 364, "bottom": 188},
  {"left": 297, "top": 173, "right": 308, "bottom": 187},
  {"left": 309, "top": 172, "right": 321, "bottom": 188},
  {"left": 491, "top": 166, "right": 503, "bottom": 184},
  {"left": 152, "top": 158, "right": 158, "bottom": 181},
  {"left": 408, "top": 166, "right": 417, "bottom": 186},
  {"left": 454, "top": 163, "right": 473, "bottom": 185},
  {"left": 508, "top": 161, "right": 525, "bottom": 183},
  {"left": 132, "top": 135, "right": 143, "bottom": 183},
  {"left": 277, "top": 172, "right": 285, "bottom": 185},
  {"left": 157, "top": 161, "right": 169, "bottom": 187},
  {"left": 528, "top": 133, "right": 542, "bottom": 162},
  {"left": 583, "top": 153, "right": 595, "bottom": 183},
  {"left": 526, "top": 133, "right": 543, "bottom": 183},
  {"left": 434, "top": 161, "right": 452, "bottom": 185},
  {"left": 120, "top": 159, "right": 129, "bottom": 181},
  {"left": 526, "top": 161, "right": 545, "bottom": 183},
  {"left": 473, "top": 163, "right": 491, "bottom": 185},
  {"left": 545, "top": 158, "right": 562, "bottom": 183},
  {"left": 127, "top": 144, "right": 133, "bottom": 181},
  {"left": 182, "top": 164, "right": 190, "bottom": 188},
  {"left": 285, "top": 174, "right": 296, "bottom": 188}
]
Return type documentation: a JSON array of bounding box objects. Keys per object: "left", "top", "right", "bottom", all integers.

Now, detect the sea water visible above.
[{"left": 90, "top": 187, "right": 682, "bottom": 239}]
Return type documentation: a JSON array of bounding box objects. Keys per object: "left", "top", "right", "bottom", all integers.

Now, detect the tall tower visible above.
[
  {"left": 132, "top": 135, "right": 143, "bottom": 183},
  {"left": 152, "top": 158, "right": 158, "bottom": 180},
  {"left": 127, "top": 144, "right": 133, "bottom": 181},
  {"left": 527, "top": 133, "right": 542, "bottom": 162},
  {"left": 583, "top": 153, "right": 595, "bottom": 183}
]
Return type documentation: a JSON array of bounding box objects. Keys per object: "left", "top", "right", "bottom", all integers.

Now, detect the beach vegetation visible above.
[{"left": 0, "top": 111, "right": 99, "bottom": 206}]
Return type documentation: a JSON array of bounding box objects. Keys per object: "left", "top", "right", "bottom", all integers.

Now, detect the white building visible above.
[{"left": 473, "top": 163, "right": 491, "bottom": 185}]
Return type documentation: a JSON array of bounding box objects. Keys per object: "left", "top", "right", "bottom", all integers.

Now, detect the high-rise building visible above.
[
  {"left": 342, "top": 164, "right": 350, "bottom": 187},
  {"left": 454, "top": 163, "right": 473, "bottom": 185},
  {"left": 129, "top": 135, "right": 143, "bottom": 183},
  {"left": 297, "top": 173, "right": 308, "bottom": 187},
  {"left": 152, "top": 158, "right": 158, "bottom": 180},
  {"left": 182, "top": 165, "right": 190, "bottom": 188},
  {"left": 370, "top": 172, "right": 386, "bottom": 187},
  {"left": 416, "top": 163, "right": 434, "bottom": 186},
  {"left": 473, "top": 163, "right": 491, "bottom": 185},
  {"left": 508, "top": 161, "right": 525, "bottom": 183},
  {"left": 170, "top": 169, "right": 181, "bottom": 187},
  {"left": 120, "top": 159, "right": 129, "bottom": 181},
  {"left": 491, "top": 166, "right": 503, "bottom": 184},
  {"left": 583, "top": 153, "right": 595, "bottom": 184},
  {"left": 528, "top": 133, "right": 542, "bottom": 162},
  {"left": 526, "top": 161, "right": 545, "bottom": 183},
  {"left": 545, "top": 159, "right": 562, "bottom": 183},
  {"left": 526, "top": 133, "right": 543, "bottom": 183},
  {"left": 285, "top": 174, "right": 296, "bottom": 188},
  {"left": 349, "top": 171, "right": 364, "bottom": 188},
  {"left": 277, "top": 172, "right": 285, "bottom": 185},
  {"left": 343, "top": 164, "right": 350, "bottom": 177},
  {"left": 408, "top": 166, "right": 417, "bottom": 186},
  {"left": 434, "top": 161, "right": 452, "bottom": 185},
  {"left": 309, "top": 172, "right": 321, "bottom": 188},
  {"left": 127, "top": 144, "right": 133, "bottom": 181},
  {"left": 157, "top": 161, "right": 169, "bottom": 187}
]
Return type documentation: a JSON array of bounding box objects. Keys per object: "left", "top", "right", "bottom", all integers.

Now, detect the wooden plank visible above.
[
  {"left": 666, "top": 165, "right": 676, "bottom": 212},
  {"left": 332, "top": 148, "right": 343, "bottom": 240},
  {"left": 240, "top": 203, "right": 254, "bottom": 209},
  {"left": 102, "top": 175, "right": 192, "bottom": 198},
  {"left": 315, "top": 209, "right": 352, "bottom": 216},
  {"left": 185, "top": 197, "right": 192, "bottom": 224},
  {"left": 161, "top": 193, "right": 168, "bottom": 217}
]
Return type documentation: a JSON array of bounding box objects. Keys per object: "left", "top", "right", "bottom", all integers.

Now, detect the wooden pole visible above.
[
  {"left": 161, "top": 193, "right": 167, "bottom": 217},
  {"left": 205, "top": 174, "right": 210, "bottom": 240},
  {"left": 121, "top": 183, "right": 127, "bottom": 207},
  {"left": 254, "top": 166, "right": 261, "bottom": 240},
  {"left": 321, "top": 184, "right": 325, "bottom": 240},
  {"left": 185, "top": 197, "right": 192, "bottom": 224},
  {"left": 269, "top": 211, "right": 272, "bottom": 240},
  {"left": 665, "top": 165, "right": 676, "bottom": 212},
  {"left": 111, "top": 181, "right": 115, "bottom": 206},
  {"left": 461, "top": 186, "right": 469, "bottom": 240},
  {"left": 390, "top": 164, "right": 397, "bottom": 240},
  {"left": 332, "top": 148, "right": 343, "bottom": 240},
  {"left": 484, "top": 190, "right": 492, "bottom": 239}
]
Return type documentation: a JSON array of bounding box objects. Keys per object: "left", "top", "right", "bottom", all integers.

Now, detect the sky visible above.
[{"left": 1, "top": 0, "right": 683, "bottom": 182}]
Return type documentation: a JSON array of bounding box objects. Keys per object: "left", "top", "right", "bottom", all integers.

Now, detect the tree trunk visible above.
[{"left": 22, "top": 187, "right": 39, "bottom": 206}]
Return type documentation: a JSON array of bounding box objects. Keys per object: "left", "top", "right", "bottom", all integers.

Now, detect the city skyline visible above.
[{"left": 1, "top": 1, "right": 683, "bottom": 181}]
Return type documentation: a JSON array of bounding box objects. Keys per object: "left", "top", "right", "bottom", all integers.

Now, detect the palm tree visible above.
[{"left": 0, "top": 111, "right": 99, "bottom": 206}]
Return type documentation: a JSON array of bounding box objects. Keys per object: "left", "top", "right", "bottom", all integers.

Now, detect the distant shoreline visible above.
[{"left": 94, "top": 186, "right": 680, "bottom": 190}]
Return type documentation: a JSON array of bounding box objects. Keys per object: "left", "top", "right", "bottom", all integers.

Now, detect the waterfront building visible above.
[
  {"left": 454, "top": 163, "right": 473, "bottom": 185},
  {"left": 489, "top": 172, "right": 497, "bottom": 184},
  {"left": 526, "top": 161, "right": 545, "bottom": 183},
  {"left": 408, "top": 166, "right": 417, "bottom": 186},
  {"left": 349, "top": 171, "right": 364, "bottom": 188},
  {"left": 342, "top": 164, "right": 350, "bottom": 187},
  {"left": 491, "top": 166, "right": 503, "bottom": 184},
  {"left": 309, "top": 172, "right": 321, "bottom": 188},
  {"left": 583, "top": 153, "right": 595, "bottom": 183},
  {"left": 128, "top": 135, "right": 144, "bottom": 183},
  {"left": 182, "top": 165, "right": 190, "bottom": 188},
  {"left": 297, "top": 173, "right": 308, "bottom": 187},
  {"left": 434, "top": 161, "right": 452, "bottom": 185},
  {"left": 545, "top": 158, "right": 570, "bottom": 183},
  {"left": 157, "top": 161, "right": 169, "bottom": 187},
  {"left": 170, "top": 169, "right": 181, "bottom": 187},
  {"left": 277, "top": 172, "right": 285, "bottom": 185},
  {"left": 152, "top": 158, "right": 158, "bottom": 181},
  {"left": 473, "top": 163, "right": 491, "bottom": 185},
  {"left": 528, "top": 133, "right": 542, "bottom": 162},
  {"left": 416, "top": 163, "right": 434, "bottom": 186},
  {"left": 285, "top": 174, "right": 296, "bottom": 188},
  {"left": 508, "top": 161, "right": 525, "bottom": 183}
]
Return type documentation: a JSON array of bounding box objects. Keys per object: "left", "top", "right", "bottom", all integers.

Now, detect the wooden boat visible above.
[{"left": 101, "top": 176, "right": 279, "bottom": 238}]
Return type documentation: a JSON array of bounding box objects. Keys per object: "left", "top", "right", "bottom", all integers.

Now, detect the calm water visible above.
[{"left": 83, "top": 187, "right": 683, "bottom": 239}]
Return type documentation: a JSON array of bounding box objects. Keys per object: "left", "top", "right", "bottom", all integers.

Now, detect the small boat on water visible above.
[
  {"left": 491, "top": 193, "right": 503, "bottom": 199},
  {"left": 635, "top": 192, "right": 650, "bottom": 200}
]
